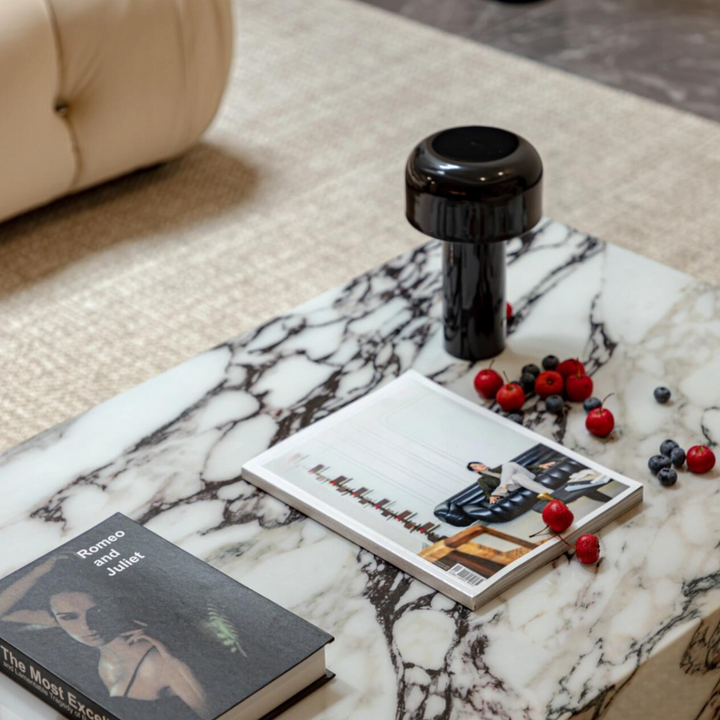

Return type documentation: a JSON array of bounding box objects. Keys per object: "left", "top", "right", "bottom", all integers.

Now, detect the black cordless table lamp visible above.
[{"left": 405, "top": 126, "right": 543, "bottom": 361}]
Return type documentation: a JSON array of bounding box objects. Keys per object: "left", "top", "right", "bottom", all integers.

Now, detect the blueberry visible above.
[
  {"left": 670, "top": 447, "right": 686, "bottom": 468},
  {"left": 648, "top": 455, "right": 671, "bottom": 475},
  {"left": 583, "top": 397, "right": 602, "bottom": 413},
  {"left": 545, "top": 395, "right": 564, "bottom": 415},
  {"left": 520, "top": 373, "right": 536, "bottom": 393},
  {"left": 660, "top": 439, "right": 679, "bottom": 457},
  {"left": 654, "top": 387, "right": 671, "bottom": 404},
  {"left": 657, "top": 467, "right": 678, "bottom": 486},
  {"left": 507, "top": 412, "right": 524, "bottom": 425},
  {"left": 542, "top": 355, "right": 560, "bottom": 371},
  {"left": 522, "top": 363, "right": 541, "bottom": 378}
]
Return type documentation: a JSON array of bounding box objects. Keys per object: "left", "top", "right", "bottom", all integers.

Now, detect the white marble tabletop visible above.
[{"left": 1, "top": 220, "right": 719, "bottom": 720}]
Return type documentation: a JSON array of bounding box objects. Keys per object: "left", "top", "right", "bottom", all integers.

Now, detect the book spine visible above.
[{"left": 0, "top": 637, "right": 120, "bottom": 720}]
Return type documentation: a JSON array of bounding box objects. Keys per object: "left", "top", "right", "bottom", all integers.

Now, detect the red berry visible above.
[
  {"left": 586, "top": 407, "right": 614, "bottom": 437},
  {"left": 496, "top": 383, "right": 526, "bottom": 412},
  {"left": 557, "top": 359, "right": 585, "bottom": 379},
  {"left": 474, "top": 367, "right": 504, "bottom": 400},
  {"left": 687, "top": 445, "right": 716, "bottom": 474},
  {"left": 506, "top": 302, "right": 513, "bottom": 320},
  {"left": 575, "top": 534, "right": 600, "bottom": 564},
  {"left": 566, "top": 373, "right": 594, "bottom": 402},
  {"left": 535, "top": 371, "right": 564, "bottom": 399},
  {"left": 542, "top": 500, "right": 574, "bottom": 533}
]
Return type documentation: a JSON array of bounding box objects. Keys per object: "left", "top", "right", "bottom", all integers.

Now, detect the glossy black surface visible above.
[
  {"left": 405, "top": 126, "right": 542, "bottom": 244},
  {"left": 442, "top": 241, "right": 506, "bottom": 360},
  {"left": 406, "top": 127, "right": 543, "bottom": 361}
]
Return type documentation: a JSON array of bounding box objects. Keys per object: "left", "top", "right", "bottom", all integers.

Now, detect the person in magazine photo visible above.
[
  {"left": 422, "top": 444, "right": 625, "bottom": 581},
  {"left": 0, "top": 553, "right": 214, "bottom": 719},
  {"left": 437, "top": 448, "right": 619, "bottom": 528},
  {"left": 466, "top": 459, "right": 558, "bottom": 504}
]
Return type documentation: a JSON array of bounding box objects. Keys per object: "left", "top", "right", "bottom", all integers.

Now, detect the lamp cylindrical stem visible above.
[{"left": 442, "top": 241, "right": 506, "bottom": 360}]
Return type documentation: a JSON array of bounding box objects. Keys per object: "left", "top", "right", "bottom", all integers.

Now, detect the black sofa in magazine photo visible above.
[{"left": 434, "top": 443, "right": 614, "bottom": 527}]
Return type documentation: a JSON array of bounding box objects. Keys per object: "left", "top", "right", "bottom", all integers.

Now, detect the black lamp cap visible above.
[{"left": 406, "top": 126, "right": 543, "bottom": 243}]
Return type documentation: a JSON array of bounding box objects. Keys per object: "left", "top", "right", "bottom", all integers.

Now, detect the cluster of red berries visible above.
[
  {"left": 473, "top": 357, "right": 614, "bottom": 438},
  {"left": 541, "top": 499, "right": 600, "bottom": 564},
  {"left": 537, "top": 359, "right": 592, "bottom": 402}
]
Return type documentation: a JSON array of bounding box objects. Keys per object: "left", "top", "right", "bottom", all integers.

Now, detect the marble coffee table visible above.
[{"left": 1, "top": 220, "right": 719, "bottom": 720}]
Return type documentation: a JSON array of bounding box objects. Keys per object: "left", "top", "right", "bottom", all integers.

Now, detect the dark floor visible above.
[{"left": 358, "top": 0, "right": 720, "bottom": 123}]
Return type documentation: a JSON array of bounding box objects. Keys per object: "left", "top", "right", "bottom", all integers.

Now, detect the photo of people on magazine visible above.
[
  {"left": 262, "top": 375, "right": 628, "bottom": 586},
  {"left": 422, "top": 444, "right": 622, "bottom": 582}
]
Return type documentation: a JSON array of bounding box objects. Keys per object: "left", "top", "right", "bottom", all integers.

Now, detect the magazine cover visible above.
[{"left": 242, "top": 371, "right": 643, "bottom": 609}]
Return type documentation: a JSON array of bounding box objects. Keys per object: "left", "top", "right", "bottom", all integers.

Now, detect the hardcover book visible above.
[
  {"left": 243, "top": 371, "right": 643, "bottom": 610},
  {"left": 0, "top": 514, "right": 333, "bottom": 720}
]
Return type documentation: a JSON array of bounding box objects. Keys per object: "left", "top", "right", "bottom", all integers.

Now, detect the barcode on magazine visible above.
[{"left": 446, "top": 563, "right": 484, "bottom": 587}]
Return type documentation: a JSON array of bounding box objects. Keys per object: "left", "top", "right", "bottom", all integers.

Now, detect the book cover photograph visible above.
[
  {"left": 243, "top": 371, "right": 643, "bottom": 609},
  {"left": 0, "top": 514, "right": 333, "bottom": 720}
]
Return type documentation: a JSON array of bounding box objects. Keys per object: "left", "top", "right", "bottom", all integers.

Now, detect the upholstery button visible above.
[{"left": 54, "top": 100, "right": 69, "bottom": 117}]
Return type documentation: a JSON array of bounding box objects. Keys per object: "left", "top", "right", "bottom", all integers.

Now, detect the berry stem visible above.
[
  {"left": 601, "top": 393, "right": 615, "bottom": 406},
  {"left": 529, "top": 527, "right": 551, "bottom": 539},
  {"left": 529, "top": 526, "right": 574, "bottom": 548}
]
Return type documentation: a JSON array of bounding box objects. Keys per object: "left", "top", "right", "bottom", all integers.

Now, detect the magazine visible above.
[{"left": 242, "top": 371, "right": 643, "bottom": 610}]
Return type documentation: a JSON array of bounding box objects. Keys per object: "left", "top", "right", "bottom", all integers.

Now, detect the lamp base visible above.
[{"left": 442, "top": 241, "right": 506, "bottom": 361}]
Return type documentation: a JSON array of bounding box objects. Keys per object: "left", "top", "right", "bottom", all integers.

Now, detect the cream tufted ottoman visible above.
[{"left": 0, "top": 0, "right": 232, "bottom": 223}]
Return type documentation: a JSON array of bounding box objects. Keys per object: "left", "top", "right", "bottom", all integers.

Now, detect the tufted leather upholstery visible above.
[
  {"left": 459, "top": 457, "right": 588, "bottom": 524},
  {"left": 0, "top": 0, "right": 232, "bottom": 223},
  {"left": 435, "top": 445, "right": 590, "bottom": 526}
]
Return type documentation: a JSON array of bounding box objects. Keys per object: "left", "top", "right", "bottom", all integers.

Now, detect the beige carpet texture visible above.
[{"left": 2, "top": 0, "right": 720, "bottom": 453}]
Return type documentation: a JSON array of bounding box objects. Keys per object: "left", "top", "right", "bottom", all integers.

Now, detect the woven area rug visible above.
[{"left": 1, "top": 0, "right": 719, "bottom": 452}]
